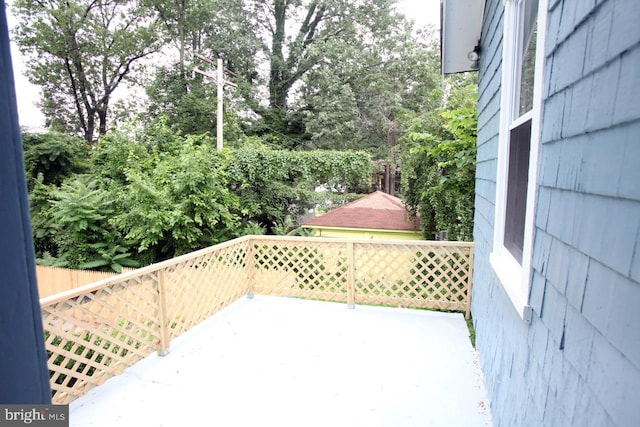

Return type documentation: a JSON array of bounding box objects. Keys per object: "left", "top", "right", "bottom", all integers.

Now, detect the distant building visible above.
[{"left": 301, "top": 191, "right": 422, "bottom": 240}]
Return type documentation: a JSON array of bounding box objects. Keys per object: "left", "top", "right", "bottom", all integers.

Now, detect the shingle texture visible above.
[{"left": 471, "top": 0, "right": 640, "bottom": 426}]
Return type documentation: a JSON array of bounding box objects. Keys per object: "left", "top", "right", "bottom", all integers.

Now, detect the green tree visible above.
[
  {"left": 30, "top": 179, "right": 61, "bottom": 260},
  {"left": 146, "top": 67, "right": 217, "bottom": 135},
  {"left": 230, "top": 145, "right": 372, "bottom": 230},
  {"left": 27, "top": 124, "right": 374, "bottom": 266},
  {"left": 143, "top": 0, "right": 260, "bottom": 137},
  {"left": 148, "top": 0, "right": 258, "bottom": 73},
  {"left": 46, "top": 177, "right": 139, "bottom": 272},
  {"left": 13, "top": 0, "right": 165, "bottom": 143},
  {"left": 23, "top": 131, "right": 91, "bottom": 261},
  {"left": 237, "top": 0, "right": 410, "bottom": 147},
  {"left": 107, "top": 130, "right": 244, "bottom": 260},
  {"left": 401, "top": 84, "right": 478, "bottom": 241},
  {"left": 145, "top": 66, "right": 247, "bottom": 141},
  {"left": 300, "top": 26, "right": 441, "bottom": 154},
  {"left": 22, "top": 131, "right": 89, "bottom": 189},
  {"left": 141, "top": 0, "right": 428, "bottom": 149}
]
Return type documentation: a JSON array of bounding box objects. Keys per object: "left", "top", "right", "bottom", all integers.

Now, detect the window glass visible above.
[
  {"left": 504, "top": 0, "right": 539, "bottom": 263},
  {"left": 505, "top": 119, "right": 532, "bottom": 262},
  {"left": 517, "top": 0, "right": 539, "bottom": 117}
]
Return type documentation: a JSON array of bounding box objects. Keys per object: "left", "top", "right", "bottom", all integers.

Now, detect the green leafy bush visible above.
[{"left": 401, "top": 86, "right": 477, "bottom": 241}]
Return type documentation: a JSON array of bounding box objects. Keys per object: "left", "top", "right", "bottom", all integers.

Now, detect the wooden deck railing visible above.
[
  {"left": 36, "top": 266, "right": 135, "bottom": 298},
  {"left": 39, "top": 236, "right": 474, "bottom": 404}
]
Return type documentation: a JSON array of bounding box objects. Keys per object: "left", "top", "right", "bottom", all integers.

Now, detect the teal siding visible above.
[{"left": 471, "top": 0, "right": 640, "bottom": 425}]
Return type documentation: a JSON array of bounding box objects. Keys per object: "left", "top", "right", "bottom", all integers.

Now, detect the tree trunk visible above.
[
  {"left": 269, "top": 0, "right": 287, "bottom": 110},
  {"left": 98, "top": 107, "right": 108, "bottom": 137},
  {"left": 386, "top": 110, "right": 398, "bottom": 195},
  {"left": 85, "top": 113, "right": 95, "bottom": 145},
  {"left": 178, "top": 0, "right": 186, "bottom": 68},
  {"left": 384, "top": 163, "right": 390, "bottom": 194}
]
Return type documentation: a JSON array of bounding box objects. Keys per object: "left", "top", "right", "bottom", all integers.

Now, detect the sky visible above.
[
  {"left": 397, "top": 0, "right": 441, "bottom": 30},
  {"left": 7, "top": 0, "right": 441, "bottom": 131}
]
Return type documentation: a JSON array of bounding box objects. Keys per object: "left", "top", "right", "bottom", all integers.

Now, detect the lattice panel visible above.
[
  {"left": 40, "top": 236, "right": 473, "bottom": 405},
  {"left": 164, "top": 241, "right": 251, "bottom": 340},
  {"left": 42, "top": 274, "right": 162, "bottom": 404},
  {"left": 251, "top": 239, "right": 349, "bottom": 302},
  {"left": 353, "top": 243, "right": 472, "bottom": 312}
]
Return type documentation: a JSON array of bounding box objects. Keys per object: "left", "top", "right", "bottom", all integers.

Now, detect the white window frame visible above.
[{"left": 490, "top": 0, "right": 548, "bottom": 323}]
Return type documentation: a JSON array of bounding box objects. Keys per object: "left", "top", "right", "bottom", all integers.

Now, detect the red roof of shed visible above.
[{"left": 302, "top": 191, "right": 420, "bottom": 231}]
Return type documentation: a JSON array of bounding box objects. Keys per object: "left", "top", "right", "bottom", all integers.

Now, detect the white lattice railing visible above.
[{"left": 40, "top": 236, "right": 473, "bottom": 404}]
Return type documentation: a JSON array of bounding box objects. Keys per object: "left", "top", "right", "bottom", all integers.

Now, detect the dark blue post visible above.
[{"left": 0, "top": 0, "right": 52, "bottom": 403}]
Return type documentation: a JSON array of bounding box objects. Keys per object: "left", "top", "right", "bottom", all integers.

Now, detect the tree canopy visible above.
[
  {"left": 13, "top": 0, "right": 165, "bottom": 143},
  {"left": 28, "top": 127, "right": 372, "bottom": 270},
  {"left": 15, "top": 0, "right": 480, "bottom": 270},
  {"left": 400, "top": 81, "right": 478, "bottom": 241},
  {"left": 14, "top": 0, "right": 434, "bottom": 148}
]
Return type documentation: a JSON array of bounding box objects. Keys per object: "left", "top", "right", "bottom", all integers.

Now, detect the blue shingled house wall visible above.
[{"left": 471, "top": 0, "right": 640, "bottom": 425}]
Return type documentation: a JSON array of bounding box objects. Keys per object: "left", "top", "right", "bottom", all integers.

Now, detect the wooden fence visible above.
[
  {"left": 251, "top": 237, "right": 474, "bottom": 314},
  {"left": 36, "top": 266, "right": 134, "bottom": 298},
  {"left": 40, "top": 236, "right": 474, "bottom": 404}
]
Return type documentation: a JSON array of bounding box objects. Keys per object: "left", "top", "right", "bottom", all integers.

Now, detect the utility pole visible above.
[
  {"left": 216, "top": 57, "right": 224, "bottom": 152},
  {"left": 193, "top": 53, "right": 237, "bottom": 152}
]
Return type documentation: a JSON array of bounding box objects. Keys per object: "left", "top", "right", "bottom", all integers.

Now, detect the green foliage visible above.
[
  {"left": 149, "top": 0, "right": 259, "bottom": 75},
  {"left": 91, "top": 132, "right": 152, "bottom": 186},
  {"left": 230, "top": 146, "right": 372, "bottom": 230},
  {"left": 22, "top": 132, "right": 89, "bottom": 189},
  {"left": 46, "top": 177, "right": 137, "bottom": 272},
  {"left": 50, "top": 179, "right": 113, "bottom": 240},
  {"left": 241, "top": 221, "right": 267, "bottom": 236},
  {"left": 145, "top": 73, "right": 248, "bottom": 147},
  {"left": 314, "top": 192, "right": 366, "bottom": 215},
  {"left": 301, "top": 26, "right": 442, "bottom": 156},
  {"left": 13, "top": 0, "right": 166, "bottom": 142},
  {"left": 78, "top": 243, "right": 140, "bottom": 273},
  {"left": 401, "top": 85, "right": 478, "bottom": 241},
  {"left": 29, "top": 180, "right": 60, "bottom": 258},
  {"left": 272, "top": 215, "right": 296, "bottom": 236},
  {"left": 114, "top": 135, "right": 243, "bottom": 259},
  {"left": 237, "top": 0, "right": 425, "bottom": 148},
  {"left": 272, "top": 215, "right": 313, "bottom": 237},
  {"left": 28, "top": 122, "right": 374, "bottom": 268},
  {"left": 29, "top": 126, "right": 241, "bottom": 267},
  {"left": 18, "top": 0, "right": 483, "bottom": 266},
  {"left": 146, "top": 67, "right": 243, "bottom": 140}
]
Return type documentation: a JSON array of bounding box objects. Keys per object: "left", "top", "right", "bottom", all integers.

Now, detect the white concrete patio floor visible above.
[{"left": 70, "top": 295, "right": 493, "bottom": 427}]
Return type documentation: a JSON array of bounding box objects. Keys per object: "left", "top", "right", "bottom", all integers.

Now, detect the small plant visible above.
[
  {"left": 466, "top": 316, "right": 476, "bottom": 347},
  {"left": 79, "top": 242, "right": 140, "bottom": 273}
]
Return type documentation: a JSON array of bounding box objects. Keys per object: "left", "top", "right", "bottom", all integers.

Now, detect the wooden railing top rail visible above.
[
  {"left": 40, "top": 235, "right": 255, "bottom": 307},
  {"left": 250, "top": 234, "right": 475, "bottom": 247}
]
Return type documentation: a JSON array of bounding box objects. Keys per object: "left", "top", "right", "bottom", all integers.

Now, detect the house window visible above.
[
  {"left": 490, "top": 0, "right": 547, "bottom": 322},
  {"left": 505, "top": 119, "right": 531, "bottom": 263}
]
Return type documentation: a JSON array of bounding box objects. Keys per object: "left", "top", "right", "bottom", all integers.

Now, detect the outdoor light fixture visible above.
[
  {"left": 441, "top": 0, "right": 485, "bottom": 74},
  {"left": 467, "top": 44, "right": 481, "bottom": 70}
]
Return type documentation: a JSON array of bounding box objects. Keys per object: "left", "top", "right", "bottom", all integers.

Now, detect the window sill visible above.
[{"left": 489, "top": 248, "right": 532, "bottom": 323}]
